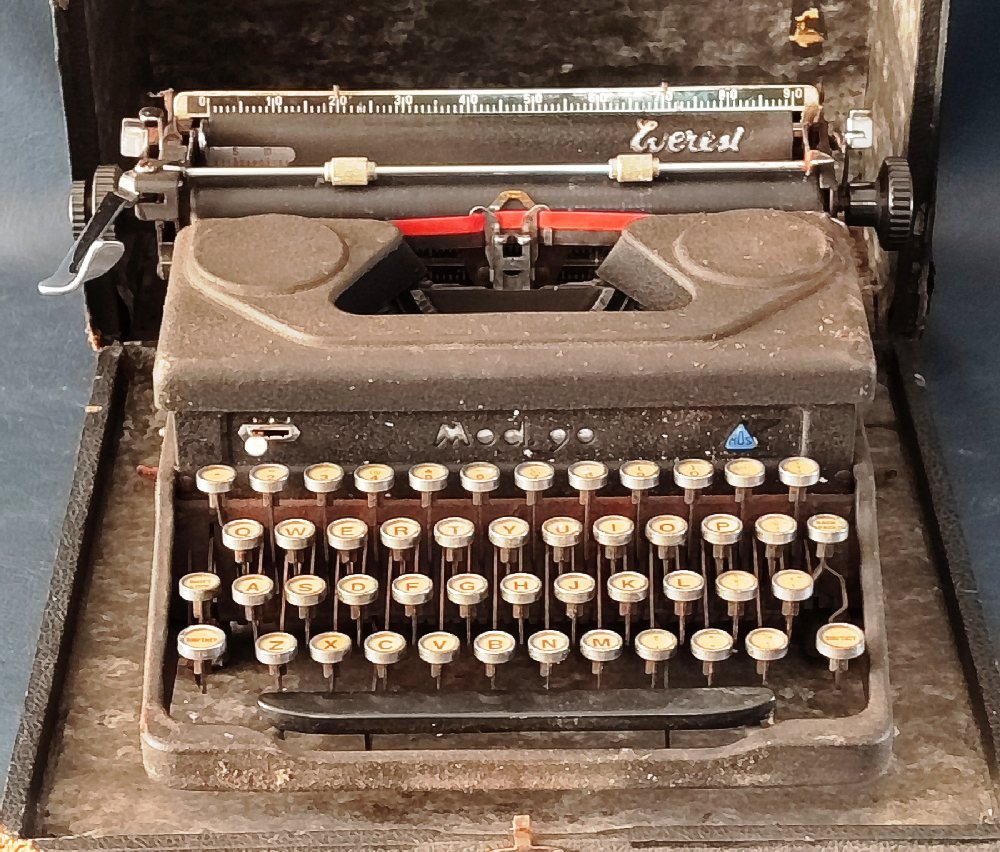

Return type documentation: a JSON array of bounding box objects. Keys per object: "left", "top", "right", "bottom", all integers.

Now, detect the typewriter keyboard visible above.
[{"left": 168, "top": 457, "right": 867, "bottom": 743}]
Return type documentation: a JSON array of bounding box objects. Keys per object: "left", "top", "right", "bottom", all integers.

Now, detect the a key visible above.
[
  {"left": 473, "top": 629, "right": 517, "bottom": 687},
  {"left": 284, "top": 574, "right": 327, "bottom": 640},
  {"left": 255, "top": 631, "right": 298, "bottom": 690},
  {"left": 447, "top": 572, "right": 489, "bottom": 642},
  {"left": 701, "top": 513, "right": 743, "bottom": 570},
  {"left": 807, "top": 513, "right": 850, "bottom": 559},
  {"left": 304, "top": 462, "right": 344, "bottom": 504},
  {"left": 593, "top": 515, "right": 634, "bottom": 571},
  {"left": 816, "top": 622, "right": 866, "bottom": 685},
  {"left": 634, "top": 627, "right": 678, "bottom": 687},
  {"left": 690, "top": 627, "right": 733, "bottom": 686},
  {"left": 488, "top": 516, "right": 530, "bottom": 569},
  {"left": 417, "top": 630, "right": 461, "bottom": 688},
  {"left": 663, "top": 569, "right": 704, "bottom": 643},
  {"left": 250, "top": 463, "right": 289, "bottom": 561},
  {"left": 714, "top": 570, "right": 758, "bottom": 639},
  {"left": 607, "top": 570, "right": 648, "bottom": 641},
  {"left": 745, "top": 626, "right": 789, "bottom": 684},
  {"left": 336, "top": 573, "right": 379, "bottom": 642},
  {"left": 434, "top": 516, "right": 476, "bottom": 562},
  {"left": 553, "top": 571, "right": 596, "bottom": 641},
  {"left": 514, "top": 461, "right": 555, "bottom": 507},
  {"left": 231, "top": 573, "right": 274, "bottom": 634},
  {"left": 392, "top": 572, "right": 434, "bottom": 641},
  {"left": 755, "top": 512, "right": 798, "bottom": 574},
  {"left": 364, "top": 630, "right": 407, "bottom": 689},
  {"left": 327, "top": 517, "right": 368, "bottom": 565},
  {"left": 771, "top": 568, "right": 814, "bottom": 634},
  {"left": 500, "top": 572, "right": 542, "bottom": 642},
  {"left": 645, "top": 514, "right": 688, "bottom": 568},
  {"left": 409, "top": 463, "right": 448, "bottom": 561},
  {"left": 778, "top": 456, "right": 821, "bottom": 510},
  {"left": 308, "top": 631, "right": 351, "bottom": 691},
  {"left": 221, "top": 518, "right": 264, "bottom": 572},
  {"left": 195, "top": 464, "right": 236, "bottom": 516},
  {"left": 580, "top": 628, "right": 623, "bottom": 687},
  {"left": 673, "top": 458, "right": 714, "bottom": 504},
  {"left": 274, "top": 518, "right": 316, "bottom": 573},
  {"left": 177, "top": 624, "right": 227, "bottom": 693},
  {"left": 568, "top": 460, "right": 608, "bottom": 563},
  {"left": 527, "top": 628, "right": 571, "bottom": 685},
  {"left": 380, "top": 517, "right": 422, "bottom": 571},
  {"left": 178, "top": 572, "right": 220, "bottom": 623},
  {"left": 724, "top": 458, "right": 765, "bottom": 504},
  {"left": 459, "top": 462, "right": 500, "bottom": 506},
  {"left": 354, "top": 464, "right": 394, "bottom": 561},
  {"left": 541, "top": 516, "right": 582, "bottom": 568},
  {"left": 620, "top": 460, "right": 659, "bottom": 559}
]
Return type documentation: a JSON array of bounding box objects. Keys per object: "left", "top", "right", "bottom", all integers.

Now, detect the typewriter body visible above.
[{"left": 30, "top": 0, "right": 940, "bottom": 805}]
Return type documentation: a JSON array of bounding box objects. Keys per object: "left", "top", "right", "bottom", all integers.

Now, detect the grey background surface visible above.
[{"left": 0, "top": 0, "right": 997, "bottom": 788}]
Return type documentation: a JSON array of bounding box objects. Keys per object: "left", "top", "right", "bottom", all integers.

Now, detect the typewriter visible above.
[{"left": 44, "top": 81, "right": 913, "bottom": 793}]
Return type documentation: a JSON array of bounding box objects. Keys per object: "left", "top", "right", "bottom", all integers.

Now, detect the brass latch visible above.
[{"left": 492, "top": 815, "right": 565, "bottom": 852}]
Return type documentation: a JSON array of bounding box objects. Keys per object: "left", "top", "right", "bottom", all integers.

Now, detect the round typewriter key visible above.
[
  {"left": 567, "top": 460, "right": 609, "bottom": 492},
  {"left": 232, "top": 573, "right": 274, "bottom": 629},
  {"left": 772, "top": 568, "right": 814, "bottom": 633},
  {"left": 593, "top": 515, "right": 635, "bottom": 549},
  {"left": 635, "top": 627, "right": 678, "bottom": 687},
  {"left": 745, "top": 626, "right": 789, "bottom": 683},
  {"left": 249, "top": 463, "right": 290, "bottom": 494},
  {"left": 501, "top": 571, "right": 542, "bottom": 640},
  {"left": 304, "top": 462, "right": 344, "bottom": 494},
  {"left": 724, "top": 458, "right": 765, "bottom": 492},
  {"left": 489, "top": 516, "right": 531, "bottom": 551},
  {"left": 807, "top": 513, "right": 850, "bottom": 560},
  {"left": 816, "top": 621, "right": 866, "bottom": 683},
  {"left": 392, "top": 572, "right": 434, "bottom": 607},
  {"left": 755, "top": 513, "right": 798, "bottom": 547},
  {"left": 541, "top": 516, "right": 583, "bottom": 550},
  {"left": 608, "top": 569, "right": 649, "bottom": 641},
  {"left": 715, "top": 569, "right": 758, "bottom": 639},
  {"left": 380, "top": 516, "right": 422, "bottom": 554},
  {"left": 673, "top": 458, "right": 714, "bottom": 495},
  {"left": 447, "top": 572, "right": 489, "bottom": 640},
  {"left": 779, "top": 456, "right": 821, "bottom": 508},
  {"left": 701, "top": 513, "right": 743, "bottom": 546},
  {"left": 178, "top": 624, "right": 226, "bottom": 692},
  {"left": 459, "top": 462, "right": 500, "bottom": 508},
  {"left": 434, "top": 516, "right": 476, "bottom": 550},
  {"left": 255, "top": 631, "right": 298, "bottom": 689},
  {"left": 327, "top": 518, "right": 368, "bottom": 554},
  {"left": 418, "top": 630, "right": 461, "bottom": 685},
  {"left": 474, "top": 630, "right": 517, "bottom": 685},
  {"left": 354, "top": 463, "right": 394, "bottom": 494},
  {"left": 336, "top": 573, "right": 379, "bottom": 607},
  {"left": 409, "top": 462, "right": 449, "bottom": 494},
  {"left": 553, "top": 571, "right": 595, "bottom": 640},
  {"left": 580, "top": 628, "right": 623, "bottom": 686},
  {"left": 690, "top": 627, "right": 733, "bottom": 685},
  {"left": 195, "top": 464, "right": 236, "bottom": 513},
  {"left": 527, "top": 629, "right": 571, "bottom": 681},
  {"left": 514, "top": 461, "right": 555, "bottom": 500},
  {"left": 222, "top": 518, "right": 264, "bottom": 567},
  {"left": 620, "top": 459, "right": 660, "bottom": 492},
  {"left": 309, "top": 630, "right": 351, "bottom": 690},
  {"left": 646, "top": 514, "right": 688, "bottom": 549},
  {"left": 663, "top": 569, "right": 705, "bottom": 643},
  {"left": 364, "top": 630, "right": 407, "bottom": 686},
  {"left": 284, "top": 575, "right": 328, "bottom": 640},
  {"left": 178, "top": 572, "right": 220, "bottom": 623},
  {"left": 274, "top": 518, "right": 316, "bottom": 555}
]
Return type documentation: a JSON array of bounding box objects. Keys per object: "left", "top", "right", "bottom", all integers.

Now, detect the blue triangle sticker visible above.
[{"left": 725, "top": 423, "right": 758, "bottom": 452}]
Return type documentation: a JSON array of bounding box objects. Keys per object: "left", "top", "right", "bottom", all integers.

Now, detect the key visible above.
[
  {"left": 514, "top": 461, "right": 555, "bottom": 507},
  {"left": 178, "top": 572, "right": 220, "bottom": 623},
  {"left": 690, "top": 627, "right": 733, "bottom": 686},
  {"left": 745, "top": 626, "right": 789, "bottom": 684},
  {"left": 500, "top": 572, "right": 542, "bottom": 641},
  {"left": 417, "top": 630, "right": 461, "bottom": 688},
  {"left": 409, "top": 463, "right": 448, "bottom": 562},
  {"left": 255, "top": 631, "right": 298, "bottom": 690},
  {"left": 771, "top": 568, "right": 814, "bottom": 634},
  {"left": 336, "top": 573, "right": 379, "bottom": 642},
  {"left": 778, "top": 456, "right": 821, "bottom": 510},
  {"left": 541, "top": 516, "right": 582, "bottom": 568},
  {"left": 392, "top": 572, "right": 434, "bottom": 642},
  {"left": 755, "top": 513, "right": 798, "bottom": 574},
  {"left": 553, "top": 571, "right": 596, "bottom": 641},
  {"left": 309, "top": 630, "right": 351, "bottom": 691},
  {"left": 434, "top": 516, "right": 476, "bottom": 559},
  {"left": 177, "top": 624, "right": 226, "bottom": 693},
  {"left": 447, "top": 572, "right": 489, "bottom": 642},
  {"left": 607, "top": 570, "right": 648, "bottom": 641},
  {"left": 284, "top": 574, "right": 327, "bottom": 639},
  {"left": 221, "top": 518, "right": 264, "bottom": 571},
  {"left": 568, "top": 460, "right": 608, "bottom": 563},
  {"left": 724, "top": 458, "right": 765, "bottom": 504},
  {"left": 473, "top": 629, "right": 517, "bottom": 687},
  {"left": 354, "top": 463, "right": 394, "bottom": 507},
  {"left": 580, "top": 628, "right": 623, "bottom": 687},
  {"left": 195, "top": 464, "right": 236, "bottom": 515},
  {"left": 327, "top": 517, "right": 368, "bottom": 563},
  {"left": 634, "top": 627, "right": 678, "bottom": 687},
  {"left": 459, "top": 462, "right": 500, "bottom": 506},
  {"left": 673, "top": 458, "right": 714, "bottom": 504},
  {"left": 645, "top": 514, "right": 687, "bottom": 567},
  {"left": 488, "top": 516, "right": 530, "bottom": 568},
  {"left": 380, "top": 517, "right": 422, "bottom": 570},
  {"left": 527, "top": 629, "right": 571, "bottom": 685},
  {"left": 364, "top": 630, "right": 407, "bottom": 689},
  {"left": 663, "top": 569, "right": 705, "bottom": 643},
  {"left": 714, "top": 570, "right": 758, "bottom": 639},
  {"left": 274, "top": 518, "right": 316, "bottom": 572},
  {"left": 231, "top": 572, "right": 274, "bottom": 634},
  {"left": 620, "top": 460, "right": 659, "bottom": 559},
  {"left": 701, "top": 513, "right": 743, "bottom": 570},
  {"left": 249, "top": 462, "right": 289, "bottom": 503},
  {"left": 304, "top": 462, "right": 344, "bottom": 502},
  {"left": 807, "top": 513, "right": 850, "bottom": 559},
  {"left": 593, "top": 514, "right": 634, "bottom": 570},
  {"left": 816, "top": 622, "right": 865, "bottom": 685}
]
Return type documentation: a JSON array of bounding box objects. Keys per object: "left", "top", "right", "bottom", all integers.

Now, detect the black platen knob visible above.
[{"left": 843, "top": 157, "right": 914, "bottom": 250}]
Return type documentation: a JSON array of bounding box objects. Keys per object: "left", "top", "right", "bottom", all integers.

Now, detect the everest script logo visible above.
[{"left": 629, "top": 119, "right": 746, "bottom": 155}]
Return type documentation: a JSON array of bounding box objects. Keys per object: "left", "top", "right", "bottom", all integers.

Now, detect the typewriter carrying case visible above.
[{"left": 7, "top": 1, "right": 1000, "bottom": 850}]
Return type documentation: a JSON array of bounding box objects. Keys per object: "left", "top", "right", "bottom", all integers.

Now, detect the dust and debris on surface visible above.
[{"left": 30, "top": 369, "right": 999, "bottom": 839}]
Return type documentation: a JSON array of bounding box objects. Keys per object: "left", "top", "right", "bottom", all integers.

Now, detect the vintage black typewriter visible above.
[
  {"left": 35, "top": 80, "right": 915, "bottom": 791},
  {"left": 11, "top": 1, "right": 997, "bottom": 848}
]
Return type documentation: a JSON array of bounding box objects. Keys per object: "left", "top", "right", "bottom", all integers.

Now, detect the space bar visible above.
[{"left": 258, "top": 687, "right": 775, "bottom": 735}]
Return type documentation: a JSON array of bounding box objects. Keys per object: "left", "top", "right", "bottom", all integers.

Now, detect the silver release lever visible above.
[{"left": 38, "top": 174, "right": 138, "bottom": 296}]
